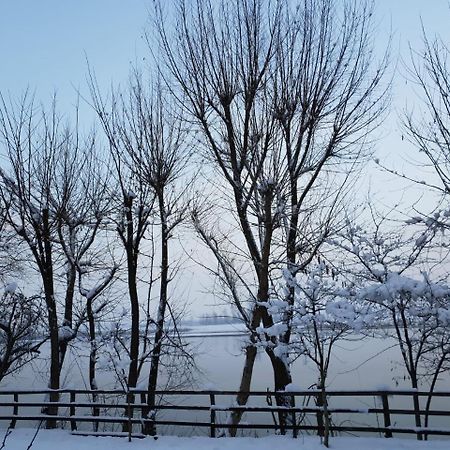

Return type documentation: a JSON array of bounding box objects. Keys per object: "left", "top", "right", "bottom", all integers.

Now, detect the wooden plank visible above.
[
  {"left": 2, "top": 388, "right": 450, "bottom": 397},
  {"left": 2, "top": 413, "right": 450, "bottom": 436},
  {"left": 0, "top": 402, "right": 211, "bottom": 412},
  {"left": 4, "top": 387, "right": 450, "bottom": 440},
  {"left": 71, "top": 431, "right": 145, "bottom": 439},
  {"left": 4, "top": 401, "right": 450, "bottom": 417}
]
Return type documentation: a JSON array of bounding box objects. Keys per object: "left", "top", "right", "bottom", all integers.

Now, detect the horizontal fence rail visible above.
[{"left": 0, "top": 389, "right": 449, "bottom": 439}]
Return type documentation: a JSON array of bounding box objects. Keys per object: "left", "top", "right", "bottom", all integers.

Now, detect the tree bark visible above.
[
  {"left": 87, "top": 294, "right": 99, "bottom": 431},
  {"left": 59, "top": 262, "right": 76, "bottom": 370},
  {"left": 144, "top": 191, "right": 169, "bottom": 436},
  {"left": 42, "top": 209, "right": 60, "bottom": 429},
  {"left": 122, "top": 195, "right": 140, "bottom": 433}
]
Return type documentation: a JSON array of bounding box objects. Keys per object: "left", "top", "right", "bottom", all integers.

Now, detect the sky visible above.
[
  {"left": 1, "top": 0, "right": 450, "bottom": 313},
  {"left": 1, "top": 1, "right": 450, "bottom": 164},
  {"left": 1, "top": 1, "right": 449, "bottom": 143},
  {"left": 0, "top": 1, "right": 148, "bottom": 106},
  {"left": 1, "top": 1, "right": 450, "bottom": 106}
]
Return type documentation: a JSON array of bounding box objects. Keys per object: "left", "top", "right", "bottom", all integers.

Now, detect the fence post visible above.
[
  {"left": 210, "top": 393, "right": 216, "bottom": 438},
  {"left": 127, "top": 391, "right": 132, "bottom": 442},
  {"left": 10, "top": 393, "right": 19, "bottom": 429},
  {"left": 381, "top": 393, "right": 392, "bottom": 438},
  {"left": 92, "top": 390, "right": 99, "bottom": 432},
  {"left": 291, "top": 394, "right": 297, "bottom": 438},
  {"left": 316, "top": 390, "right": 324, "bottom": 437},
  {"left": 70, "top": 391, "right": 77, "bottom": 431}
]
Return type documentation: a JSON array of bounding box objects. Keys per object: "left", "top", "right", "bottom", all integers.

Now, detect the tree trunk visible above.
[
  {"left": 124, "top": 195, "right": 140, "bottom": 390},
  {"left": 122, "top": 258, "right": 139, "bottom": 433},
  {"left": 424, "top": 356, "right": 446, "bottom": 440},
  {"left": 42, "top": 209, "right": 60, "bottom": 429},
  {"left": 127, "top": 260, "right": 140, "bottom": 389},
  {"left": 230, "top": 185, "right": 282, "bottom": 434},
  {"left": 266, "top": 349, "right": 293, "bottom": 433},
  {"left": 144, "top": 191, "right": 169, "bottom": 436},
  {"left": 59, "top": 263, "right": 76, "bottom": 370},
  {"left": 87, "top": 295, "right": 99, "bottom": 431},
  {"left": 228, "top": 344, "right": 258, "bottom": 437},
  {"left": 47, "top": 304, "right": 60, "bottom": 429},
  {"left": 317, "top": 380, "right": 330, "bottom": 447},
  {"left": 123, "top": 196, "right": 140, "bottom": 433},
  {"left": 411, "top": 377, "right": 423, "bottom": 440}
]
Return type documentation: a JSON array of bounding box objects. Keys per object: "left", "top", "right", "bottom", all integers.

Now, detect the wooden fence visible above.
[{"left": 1, "top": 389, "right": 450, "bottom": 439}]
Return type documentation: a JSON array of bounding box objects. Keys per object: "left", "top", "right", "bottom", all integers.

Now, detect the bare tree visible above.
[
  {"left": 0, "top": 199, "right": 22, "bottom": 281},
  {"left": 90, "top": 70, "right": 193, "bottom": 434},
  {"left": 53, "top": 118, "right": 113, "bottom": 370},
  {"left": 0, "top": 94, "right": 69, "bottom": 422},
  {"left": 393, "top": 22, "right": 450, "bottom": 437},
  {"left": 78, "top": 264, "right": 118, "bottom": 430},
  {"left": 288, "top": 261, "right": 373, "bottom": 447},
  {"left": 271, "top": 0, "right": 388, "bottom": 387},
  {"left": 115, "top": 75, "right": 192, "bottom": 434},
  {"left": 98, "top": 143, "right": 154, "bottom": 393},
  {"left": 335, "top": 212, "right": 446, "bottom": 440},
  {"left": 404, "top": 25, "right": 450, "bottom": 197},
  {"left": 0, "top": 92, "right": 110, "bottom": 426},
  {"left": 156, "top": 0, "right": 389, "bottom": 431},
  {"left": 89, "top": 73, "right": 157, "bottom": 398},
  {"left": 0, "top": 287, "right": 44, "bottom": 383}
]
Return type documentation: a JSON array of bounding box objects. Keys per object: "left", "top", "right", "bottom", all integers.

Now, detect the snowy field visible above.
[{"left": 2, "top": 430, "right": 450, "bottom": 450}]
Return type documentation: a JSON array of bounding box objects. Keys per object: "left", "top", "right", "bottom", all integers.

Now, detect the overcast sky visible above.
[{"left": 1, "top": 0, "right": 450, "bottom": 312}]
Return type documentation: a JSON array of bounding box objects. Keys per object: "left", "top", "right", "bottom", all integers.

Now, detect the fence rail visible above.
[{"left": 1, "top": 389, "right": 449, "bottom": 439}]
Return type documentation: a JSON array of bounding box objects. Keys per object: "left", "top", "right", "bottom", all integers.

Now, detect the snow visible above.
[
  {"left": 284, "top": 383, "right": 302, "bottom": 392},
  {"left": 257, "top": 323, "right": 288, "bottom": 337},
  {"left": 357, "top": 272, "right": 450, "bottom": 304},
  {"left": 2, "top": 429, "right": 450, "bottom": 450},
  {"left": 58, "top": 325, "right": 75, "bottom": 342},
  {"left": 3, "top": 282, "right": 18, "bottom": 293}
]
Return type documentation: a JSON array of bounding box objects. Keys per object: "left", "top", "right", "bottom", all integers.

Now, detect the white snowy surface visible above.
[{"left": 3, "top": 429, "right": 450, "bottom": 450}]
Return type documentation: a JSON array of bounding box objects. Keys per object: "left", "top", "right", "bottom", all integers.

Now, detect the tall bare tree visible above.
[
  {"left": 156, "top": 0, "right": 389, "bottom": 431},
  {"left": 90, "top": 117, "right": 154, "bottom": 392},
  {"left": 0, "top": 93, "right": 111, "bottom": 426},
  {"left": 54, "top": 118, "right": 113, "bottom": 368},
  {"left": 90, "top": 70, "right": 192, "bottom": 434},
  {"left": 0, "top": 95, "right": 60, "bottom": 415}
]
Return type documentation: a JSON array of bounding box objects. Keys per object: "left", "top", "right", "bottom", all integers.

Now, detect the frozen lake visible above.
[
  {"left": 0, "top": 324, "right": 424, "bottom": 392},
  {"left": 1, "top": 324, "right": 449, "bottom": 437}
]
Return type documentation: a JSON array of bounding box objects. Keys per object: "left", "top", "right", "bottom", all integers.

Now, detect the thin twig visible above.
[
  {"left": 0, "top": 425, "right": 12, "bottom": 450},
  {"left": 26, "top": 419, "right": 44, "bottom": 450}
]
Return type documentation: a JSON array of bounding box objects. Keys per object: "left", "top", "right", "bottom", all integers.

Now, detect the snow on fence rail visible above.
[{"left": 0, "top": 389, "right": 450, "bottom": 439}]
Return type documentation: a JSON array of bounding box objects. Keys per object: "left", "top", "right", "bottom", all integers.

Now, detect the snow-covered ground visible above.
[{"left": 2, "top": 429, "right": 449, "bottom": 450}]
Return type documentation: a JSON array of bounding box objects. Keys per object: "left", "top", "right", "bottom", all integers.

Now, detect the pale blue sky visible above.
[
  {"left": 1, "top": 1, "right": 449, "bottom": 104},
  {"left": 1, "top": 1, "right": 450, "bottom": 311},
  {"left": 1, "top": 0, "right": 449, "bottom": 224},
  {"left": 0, "top": 0, "right": 148, "bottom": 111}
]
